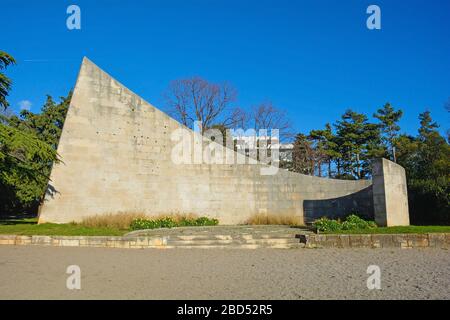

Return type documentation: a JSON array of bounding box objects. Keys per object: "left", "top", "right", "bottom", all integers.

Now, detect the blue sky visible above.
[{"left": 2, "top": 0, "right": 449, "bottom": 136}]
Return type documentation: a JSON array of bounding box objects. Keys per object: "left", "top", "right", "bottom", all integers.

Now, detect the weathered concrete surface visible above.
[
  {"left": 302, "top": 233, "right": 450, "bottom": 249},
  {"left": 1, "top": 246, "right": 448, "bottom": 299},
  {"left": 38, "top": 58, "right": 401, "bottom": 224},
  {"left": 2, "top": 231, "right": 447, "bottom": 249},
  {"left": 372, "top": 158, "right": 410, "bottom": 226}
]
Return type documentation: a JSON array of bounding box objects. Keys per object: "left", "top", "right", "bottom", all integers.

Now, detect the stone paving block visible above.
[
  {"left": 349, "top": 235, "right": 371, "bottom": 248},
  {"left": 338, "top": 235, "right": 351, "bottom": 248},
  {"left": 113, "top": 241, "right": 131, "bottom": 248},
  {"left": 86, "top": 238, "right": 107, "bottom": 247},
  {"left": 15, "top": 236, "right": 32, "bottom": 245},
  {"left": 61, "top": 239, "right": 80, "bottom": 247},
  {"left": 376, "top": 234, "right": 394, "bottom": 248},
  {"left": 0, "top": 239, "right": 15, "bottom": 245},
  {"left": 445, "top": 234, "right": 450, "bottom": 248},
  {"left": 0, "top": 235, "right": 16, "bottom": 240},
  {"left": 428, "top": 233, "right": 445, "bottom": 248},
  {"left": 391, "top": 234, "right": 409, "bottom": 248},
  {"left": 407, "top": 234, "right": 429, "bottom": 248},
  {"left": 148, "top": 237, "right": 168, "bottom": 247},
  {"left": 370, "top": 235, "right": 382, "bottom": 248},
  {"left": 31, "top": 236, "right": 52, "bottom": 245},
  {"left": 322, "top": 235, "right": 340, "bottom": 248}
]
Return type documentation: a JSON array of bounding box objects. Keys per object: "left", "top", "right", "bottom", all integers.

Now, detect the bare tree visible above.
[
  {"left": 248, "top": 101, "right": 293, "bottom": 142},
  {"left": 292, "top": 133, "right": 315, "bottom": 175},
  {"left": 164, "top": 77, "right": 244, "bottom": 133}
]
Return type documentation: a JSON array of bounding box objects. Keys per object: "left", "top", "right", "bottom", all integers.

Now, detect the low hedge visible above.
[
  {"left": 130, "top": 216, "right": 219, "bottom": 230},
  {"left": 313, "top": 215, "right": 377, "bottom": 233}
]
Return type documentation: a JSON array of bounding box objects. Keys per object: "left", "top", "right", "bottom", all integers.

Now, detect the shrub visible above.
[
  {"left": 192, "top": 216, "right": 219, "bottom": 226},
  {"left": 130, "top": 216, "right": 219, "bottom": 230},
  {"left": 341, "top": 214, "right": 377, "bottom": 230},
  {"left": 158, "top": 217, "right": 177, "bottom": 228},
  {"left": 313, "top": 217, "right": 342, "bottom": 232},
  {"left": 313, "top": 215, "right": 377, "bottom": 233}
]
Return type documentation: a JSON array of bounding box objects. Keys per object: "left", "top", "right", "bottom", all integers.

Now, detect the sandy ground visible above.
[{"left": 0, "top": 246, "right": 448, "bottom": 300}]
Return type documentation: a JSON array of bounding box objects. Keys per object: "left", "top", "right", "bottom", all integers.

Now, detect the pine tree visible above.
[
  {"left": 374, "top": 103, "right": 403, "bottom": 162},
  {"left": 334, "top": 109, "right": 381, "bottom": 179},
  {"left": 309, "top": 123, "right": 340, "bottom": 177},
  {"left": 418, "top": 110, "right": 439, "bottom": 141},
  {"left": 416, "top": 110, "right": 449, "bottom": 179}
]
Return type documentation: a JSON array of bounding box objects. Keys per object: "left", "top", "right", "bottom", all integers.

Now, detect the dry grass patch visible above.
[
  {"left": 79, "top": 212, "right": 146, "bottom": 230},
  {"left": 79, "top": 212, "right": 202, "bottom": 230},
  {"left": 245, "top": 213, "right": 303, "bottom": 226}
]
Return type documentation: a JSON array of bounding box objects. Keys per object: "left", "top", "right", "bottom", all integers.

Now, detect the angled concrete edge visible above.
[{"left": 38, "top": 57, "right": 376, "bottom": 225}]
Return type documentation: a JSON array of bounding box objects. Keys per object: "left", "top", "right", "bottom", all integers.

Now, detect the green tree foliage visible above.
[
  {"left": 0, "top": 51, "right": 16, "bottom": 110},
  {"left": 374, "top": 103, "right": 403, "bottom": 162},
  {"left": 0, "top": 123, "right": 58, "bottom": 212},
  {"left": 309, "top": 123, "right": 340, "bottom": 177},
  {"left": 333, "top": 109, "right": 383, "bottom": 179},
  {"left": 0, "top": 53, "right": 71, "bottom": 214},
  {"left": 392, "top": 111, "right": 449, "bottom": 225},
  {"left": 7, "top": 93, "right": 71, "bottom": 149},
  {"left": 292, "top": 105, "right": 449, "bottom": 225}
]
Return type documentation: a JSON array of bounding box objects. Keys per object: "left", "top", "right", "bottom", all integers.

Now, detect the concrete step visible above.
[
  {"left": 162, "top": 237, "right": 302, "bottom": 249},
  {"left": 164, "top": 234, "right": 305, "bottom": 241}
]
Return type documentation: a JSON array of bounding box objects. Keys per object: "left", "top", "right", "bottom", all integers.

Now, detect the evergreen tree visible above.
[
  {"left": 0, "top": 123, "right": 58, "bottom": 212},
  {"left": 309, "top": 123, "right": 340, "bottom": 177},
  {"left": 8, "top": 93, "right": 71, "bottom": 149},
  {"left": 415, "top": 111, "right": 449, "bottom": 179},
  {"left": 396, "top": 111, "right": 450, "bottom": 224},
  {"left": 418, "top": 110, "right": 439, "bottom": 140},
  {"left": 0, "top": 51, "right": 16, "bottom": 110},
  {"left": 1, "top": 92, "right": 71, "bottom": 214},
  {"left": 374, "top": 103, "right": 403, "bottom": 162},
  {"left": 334, "top": 109, "right": 381, "bottom": 179}
]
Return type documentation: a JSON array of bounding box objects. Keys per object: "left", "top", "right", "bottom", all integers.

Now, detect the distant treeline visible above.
[{"left": 288, "top": 105, "right": 449, "bottom": 225}]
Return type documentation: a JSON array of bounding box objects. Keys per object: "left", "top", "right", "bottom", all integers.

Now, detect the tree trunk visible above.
[
  {"left": 318, "top": 160, "right": 322, "bottom": 177},
  {"left": 328, "top": 160, "right": 332, "bottom": 178},
  {"left": 356, "top": 153, "right": 360, "bottom": 179}
]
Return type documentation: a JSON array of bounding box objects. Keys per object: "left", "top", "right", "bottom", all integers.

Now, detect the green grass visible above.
[
  {"left": 322, "top": 225, "right": 450, "bottom": 234},
  {"left": 0, "top": 217, "right": 128, "bottom": 236},
  {"left": 2, "top": 216, "right": 449, "bottom": 237}
]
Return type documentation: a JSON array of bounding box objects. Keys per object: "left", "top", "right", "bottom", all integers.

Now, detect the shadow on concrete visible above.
[
  {"left": 303, "top": 186, "right": 374, "bottom": 224},
  {"left": 45, "top": 184, "right": 59, "bottom": 199}
]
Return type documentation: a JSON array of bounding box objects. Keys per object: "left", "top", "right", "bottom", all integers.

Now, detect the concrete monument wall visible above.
[
  {"left": 38, "top": 58, "right": 407, "bottom": 225},
  {"left": 372, "top": 158, "right": 410, "bottom": 226}
]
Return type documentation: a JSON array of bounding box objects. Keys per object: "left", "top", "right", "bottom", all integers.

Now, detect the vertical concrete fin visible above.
[{"left": 372, "top": 158, "right": 410, "bottom": 226}]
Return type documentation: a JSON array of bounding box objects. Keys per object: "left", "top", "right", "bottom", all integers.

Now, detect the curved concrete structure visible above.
[{"left": 38, "top": 58, "right": 407, "bottom": 225}]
